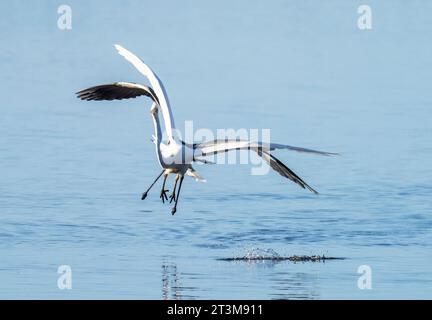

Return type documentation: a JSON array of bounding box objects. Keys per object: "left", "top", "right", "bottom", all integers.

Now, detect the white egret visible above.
[{"left": 76, "top": 45, "right": 337, "bottom": 215}]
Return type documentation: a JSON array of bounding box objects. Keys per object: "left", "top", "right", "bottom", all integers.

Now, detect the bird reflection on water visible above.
[
  {"left": 160, "top": 249, "right": 337, "bottom": 300},
  {"left": 162, "top": 263, "right": 182, "bottom": 300}
]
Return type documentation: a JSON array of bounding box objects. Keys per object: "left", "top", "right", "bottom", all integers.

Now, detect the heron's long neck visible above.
[
  {"left": 151, "top": 112, "right": 163, "bottom": 145},
  {"left": 153, "top": 74, "right": 176, "bottom": 142},
  {"left": 150, "top": 108, "right": 166, "bottom": 166}
]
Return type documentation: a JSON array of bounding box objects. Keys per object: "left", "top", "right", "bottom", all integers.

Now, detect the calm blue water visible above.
[{"left": 1, "top": 1, "right": 431, "bottom": 299}]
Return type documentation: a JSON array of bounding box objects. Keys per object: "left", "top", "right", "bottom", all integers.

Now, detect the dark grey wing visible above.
[
  {"left": 76, "top": 82, "right": 159, "bottom": 104},
  {"left": 257, "top": 150, "right": 319, "bottom": 194}
]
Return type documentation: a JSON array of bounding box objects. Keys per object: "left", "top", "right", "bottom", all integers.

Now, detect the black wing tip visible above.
[
  {"left": 325, "top": 152, "right": 340, "bottom": 156},
  {"left": 295, "top": 181, "right": 319, "bottom": 195},
  {"left": 311, "top": 151, "right": 340, "bottom": 157},
  {"left": 76, "top": 92, "right": 90, "bottom": 100},
  {"left": 294, "top": 180, "right": 319, "bottom": 195},
  {"left": 267, "top": 152, "right": 320, "bottom": 195},
  {"left": 75, "top": 89, "right": 95, "bottom": 100},
  {"left": 308, "top": 186, "right": 319, "bottom": 195}
]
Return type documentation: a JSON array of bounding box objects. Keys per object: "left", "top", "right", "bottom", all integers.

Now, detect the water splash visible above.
[
  {"left": 245, "top": 247, "right": 281, "bottom": 260},
  {"left": 220, "top": 247, "right": 344, "bottom": 262}
]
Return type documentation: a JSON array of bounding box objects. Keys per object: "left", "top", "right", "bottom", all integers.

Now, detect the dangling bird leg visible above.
[
  {"left": 171, "top": 175, "right": 184, "bottom": 215},
  {"left": 160, "top": 174, "right": 169, "bottom": 203},
  {"left": 169, "top": 174, "right": 179, "bottom": 204},
  {"left": 141, "top": 170, "right": 164, "bottom": 200}
]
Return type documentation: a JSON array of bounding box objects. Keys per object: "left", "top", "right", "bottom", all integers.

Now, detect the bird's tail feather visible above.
[{"left": 186, "top": 168, "right": 207, "bottom": 182}]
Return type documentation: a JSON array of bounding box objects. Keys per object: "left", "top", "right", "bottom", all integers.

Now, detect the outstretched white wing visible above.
[
  {"left": 114, "top": 44, "right": 176, "bottom": 140},
  {"left": 195, "top": 140, "right": 338, "bottom": 157},
  {"left": 194, "top": 140, "right": 338, "bottom": 194}
]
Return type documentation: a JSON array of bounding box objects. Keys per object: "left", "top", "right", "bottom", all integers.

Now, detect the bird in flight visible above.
[{"left": 76, "top": 45, "right": 337, "bottom": 215}]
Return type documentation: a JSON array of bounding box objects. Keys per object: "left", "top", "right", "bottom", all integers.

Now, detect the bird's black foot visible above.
[
  {"left": 160, "top": 189, "right": 169, "bottom": 203},
  {"left": 171, "top": 207, "right": 177, "bottom": 215},
  {"left": 141, "top": 192, "right": 148, "bottom": 200},
  {"left": 169, "top": 192, "right": 176, "bottom": 204}
]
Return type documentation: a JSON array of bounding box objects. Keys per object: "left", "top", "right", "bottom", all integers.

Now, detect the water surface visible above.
[{"left": 0, "top": 1, "right": 431, "bottom": 299}]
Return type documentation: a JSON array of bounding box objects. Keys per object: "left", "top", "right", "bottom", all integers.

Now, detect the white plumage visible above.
[{"left": 76, "top": 45, "right": 337, "bottom": 215}]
